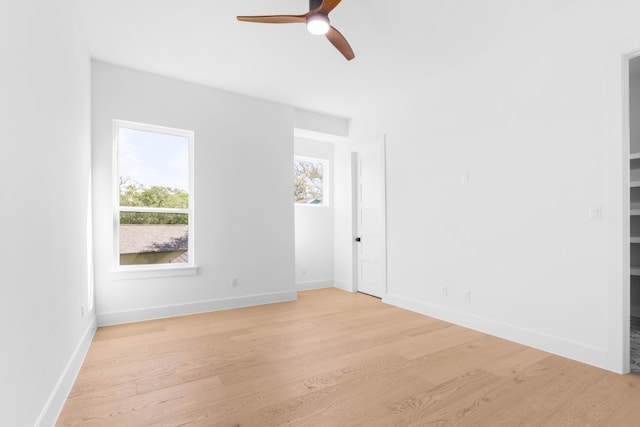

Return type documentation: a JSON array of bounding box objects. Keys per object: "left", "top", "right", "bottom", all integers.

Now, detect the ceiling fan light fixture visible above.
[
  {"left": 306, "top": 13, "right": 330, "bottom": 35},
  {"left": 237, "top": 0, "right": 355, "bottom": 60}
]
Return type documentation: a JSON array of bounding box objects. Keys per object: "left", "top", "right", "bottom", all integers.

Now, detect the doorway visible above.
[
  {"left": 351, "top": 135, "right": 387, "bottom": 298},
  {"left": 293, "top": 138, "right": 335, "bottom": 291}
]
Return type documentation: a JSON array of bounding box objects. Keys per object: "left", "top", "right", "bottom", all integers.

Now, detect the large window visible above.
[
  {"left": 294, "top": 156, "right": 329, "bottom": 206},
  {"left": 114, "top": 120, "right": 194, "bottom": 270}
]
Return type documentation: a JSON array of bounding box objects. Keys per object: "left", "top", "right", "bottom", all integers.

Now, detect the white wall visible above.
[
  {"left": 336, "top": 0, "right": 640, "bottom": 373},
  {"left": 0, "top": 1, "right": 95, "bottom": 425},
  {"left": 92, "top": 62, "right": 296, "bottom": 325},
  {"left": 294, "top": 109, "right": 349, "bottom": 142},
  {"left": 294, "top": 138, "right": 334, "bottom": 290}
]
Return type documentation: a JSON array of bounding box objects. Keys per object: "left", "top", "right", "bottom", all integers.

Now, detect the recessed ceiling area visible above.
[{"left": 77, "top": 0, "right": 580, "bottom": 119}]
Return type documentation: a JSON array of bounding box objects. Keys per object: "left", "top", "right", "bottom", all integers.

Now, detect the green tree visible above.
[{"left": 119, "top": 177, "right": 188, "bottom": 224}]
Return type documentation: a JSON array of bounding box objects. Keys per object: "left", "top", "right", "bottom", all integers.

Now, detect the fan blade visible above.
[
  {"left": 326, "top": 26, "right": 355, "bottom": 60},
  {"left": 318, "top": 0, "right": 342, "bottom": 14},
  {"left": 237, "top": 14, "right": 307, "bottom": 24}
]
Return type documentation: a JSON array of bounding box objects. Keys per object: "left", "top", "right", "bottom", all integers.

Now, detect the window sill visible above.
[
  {"left": 111, "top": 265, "right": 199, "bottom": 281},
  {"left": 295, "top": 203, "right": 330, "bottom": 208}
]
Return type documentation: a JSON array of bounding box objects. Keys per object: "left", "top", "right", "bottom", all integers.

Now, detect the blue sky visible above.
[{"left": 119, "top": 128, "right": 189, "bottom": 191}]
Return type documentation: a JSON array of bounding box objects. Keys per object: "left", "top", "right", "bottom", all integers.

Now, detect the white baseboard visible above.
[
  {"left": 383, "top": 293, "right": 610, "bottom": 372},
  {"left": 296, "top": 279, "right": 334, "bottom": 291},
  {"left": 333, "top": 280, "right": 354, "bottom": 293},
  {"left": 97, "top": 290, "right": 298, "bottom": 326},
  {"left": 36, "top": 316, "right": 97, "bottom": 427}
]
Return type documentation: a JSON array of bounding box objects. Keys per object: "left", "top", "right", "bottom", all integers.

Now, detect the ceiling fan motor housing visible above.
[{"left": 309, "top": 0, "right": 323, "bottom": 10}]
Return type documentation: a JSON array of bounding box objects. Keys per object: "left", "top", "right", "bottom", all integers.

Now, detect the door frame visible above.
[
  {"left": 350, "top": 134, "right": 387, "bottom": 297},
  {"left": 622, "top": 50, "right": 640, "bottom": 374}
]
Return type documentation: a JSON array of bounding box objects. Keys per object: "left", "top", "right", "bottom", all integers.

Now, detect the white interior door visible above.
[{"left": 354, "top": 135, "right": 386, "bottom": 297}]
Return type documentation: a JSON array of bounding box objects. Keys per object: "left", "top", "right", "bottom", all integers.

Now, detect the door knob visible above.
[{"left": 355, "top": 237, "right": 361, "bottom": 242}]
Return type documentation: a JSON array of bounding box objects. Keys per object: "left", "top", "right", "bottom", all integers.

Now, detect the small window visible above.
[
  {"left": 114, "top": 120, "right": 194, "bottom": 269},
  {"left": 294, "top": 156, "right": 329, "bottom": 206}
]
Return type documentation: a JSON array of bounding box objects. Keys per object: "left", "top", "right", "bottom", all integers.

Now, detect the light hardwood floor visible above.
[{"left": 58, "top": 288, "right": 640, "bottom": 426}]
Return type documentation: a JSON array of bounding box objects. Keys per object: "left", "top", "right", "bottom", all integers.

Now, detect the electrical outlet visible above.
[
  {"left": 231, "top": 277, "right": 238, "bottom": 287},
  {"left": 441, "top": 285, "right": 448, "bottom": 296},
  {"left": 461, "top": 172, "right": 470, "bottom": 184},
  {"left": 590, "top": 206, "right": 602, "bottom": 221},
  {"left": 464, "top": 289, "right": 471, "bottom": 301}
]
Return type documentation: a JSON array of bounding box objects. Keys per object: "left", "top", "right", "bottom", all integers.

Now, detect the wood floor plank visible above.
[
  {"left": 404, "top": 355, "right": 581, "bottom": 426},
  {"left": 600, "top": 392, "right": 640, "bottom": 426},
  {"left": 540, "top": 370, "right": 640, "bottom": 426},
  {"left": 483, "top": 345, "right": 550, "bottom": 377},
  {"left": 394, "top": 326, "right": 485, "bottom": 360},
  {"left": 219, "top": 355, "right": 436, "bottom": 427},
  {"left": 414, "top": 335, "right": 526, "bottom": 385},
  {"left": 352, "top": 369, "right": 501, "bottom": 427},
  {"left": 57, "top": 288, "right": 640, "bottom": 426},
  {"left": 479, "top": 361, "right": 605, "bottom": 426},
  {"left": 282, "top": 373, "right": 434, "bottom": 427},
  {"left": 162, "top": 353, "right": 410, "bottom": 426}
]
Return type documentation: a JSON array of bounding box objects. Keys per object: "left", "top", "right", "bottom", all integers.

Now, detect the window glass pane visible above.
[
  {"left": 119, "top": 127, "right": 189, "bottom": 208},
  {"left": 294, "top": 159, "right": 324, "bottom": 204},
  {"left": 119, "top": 212, "right": 188, "bottom": 265}
]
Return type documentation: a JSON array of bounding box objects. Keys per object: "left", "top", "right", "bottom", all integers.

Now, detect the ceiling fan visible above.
[{"left": 237, "top": 0, "right": 355, "bottom": 61}]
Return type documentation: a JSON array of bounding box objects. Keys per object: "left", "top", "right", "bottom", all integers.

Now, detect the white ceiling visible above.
[{"left": 78, "top": 0, "right": 578, "bottom": 120}]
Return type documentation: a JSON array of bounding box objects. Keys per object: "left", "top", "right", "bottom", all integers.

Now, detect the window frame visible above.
[
  {"left": 293, "top": 155, "right": 330, "bottom": 207},
  {"left": 112, "top": 120, "right": 196, "bottom": 278}
]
